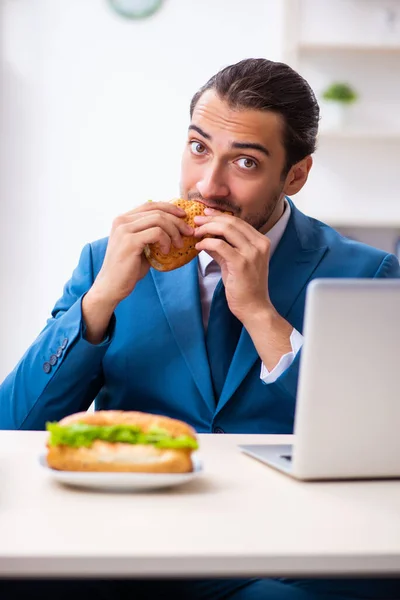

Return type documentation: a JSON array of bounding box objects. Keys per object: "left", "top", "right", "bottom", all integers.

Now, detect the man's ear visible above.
[{"left": 283, "top": 156, "right": 313, "bottom": 196}]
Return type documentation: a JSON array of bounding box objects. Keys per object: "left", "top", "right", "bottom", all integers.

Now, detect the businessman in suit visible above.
[{"left": 1, "top": 59, "right": 399, "bottom": 599}]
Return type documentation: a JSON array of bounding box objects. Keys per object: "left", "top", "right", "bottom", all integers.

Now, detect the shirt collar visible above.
[{"left": 198, "top": 197, "right": 291, "bottom": 278}]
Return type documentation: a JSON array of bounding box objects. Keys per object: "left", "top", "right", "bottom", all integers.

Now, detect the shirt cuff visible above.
[
  {"left": 260, "top": 328, "right": 304, "bottom": 384},
  {"left": 80, "top": 294, "right": 116, "bottom": 347}
]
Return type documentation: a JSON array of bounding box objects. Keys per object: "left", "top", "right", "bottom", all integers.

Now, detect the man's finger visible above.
[
  {"left": 195, "top": 237, "right": 238, "bottom": 263},
  {"left": 131, "top": 211, "right": 193, "bottom": 237},
  {"left": 126, "top": 201, "right": 186, "bottom": 218},
  {"left": 118, "top": 214, "right": 191, "bottom": 250},
  {"left": 194, "top": 213, "right": 264, "bottom": 244},
  {"left": 194, "top": 221, "right": 249, "bottom": 250}
]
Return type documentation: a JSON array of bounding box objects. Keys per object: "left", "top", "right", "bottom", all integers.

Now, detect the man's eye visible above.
[
  {"left": 190, "top": 141, "right": 206, "bottom": 155},
  {"left": 236, "top": 157, "right": 257, "bottom": 170}
]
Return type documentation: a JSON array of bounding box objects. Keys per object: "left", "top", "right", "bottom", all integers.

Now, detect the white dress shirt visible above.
[{"left": 197, "top": 199, "right": 304, "bottom": 384}]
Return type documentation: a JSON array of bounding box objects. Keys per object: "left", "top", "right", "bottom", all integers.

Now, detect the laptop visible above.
[{"left": 240, "top": 278, "right": 400, "bottom": 480}]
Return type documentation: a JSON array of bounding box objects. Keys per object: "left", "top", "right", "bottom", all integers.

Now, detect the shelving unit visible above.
[{"left": 282, "top": 0, "right": 400, "bottom": 255}]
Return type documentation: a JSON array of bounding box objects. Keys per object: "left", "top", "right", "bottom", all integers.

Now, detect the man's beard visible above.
[{"left": 183, "top": 188, "right": 283, "bottom": 232}]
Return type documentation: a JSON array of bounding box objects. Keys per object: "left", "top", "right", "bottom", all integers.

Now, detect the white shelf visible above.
[
  {"left": 301, "top": 214, "right": 400, "bottom": 229},
  {"left": 299, "top": 43, "right": 400, "bottom": 53},
  {"left": 318, "top": 130, "right": 400, "bottom": 141},
  {"left": 327, "top": 220, "right": 400, "bottom": 229}
]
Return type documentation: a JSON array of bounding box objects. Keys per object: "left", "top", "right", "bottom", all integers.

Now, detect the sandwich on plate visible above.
[{"left": 46, "top": 410, "right": 199, "bottom": 473}]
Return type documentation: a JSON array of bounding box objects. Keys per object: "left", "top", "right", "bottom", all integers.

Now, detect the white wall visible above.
[{"left": 0, "top": 0, "right": 285, "bottom": 380}]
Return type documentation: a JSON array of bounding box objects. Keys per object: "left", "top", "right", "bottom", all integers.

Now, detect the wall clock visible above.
[{"left": 108, "top": 0, "right": 163, "bottom": 19}]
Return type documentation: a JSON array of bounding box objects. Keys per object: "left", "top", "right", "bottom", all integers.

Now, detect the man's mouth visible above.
[
  {"left": 197, "top": 200, "right": 233, "bottom": 213},
  {"left": 186, "top": 193, "right": 236, "bottom": 214}
]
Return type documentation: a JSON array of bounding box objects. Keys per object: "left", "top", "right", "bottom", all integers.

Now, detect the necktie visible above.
[{"left": 206, "top": 279, "right": 243, "bottom": 401}]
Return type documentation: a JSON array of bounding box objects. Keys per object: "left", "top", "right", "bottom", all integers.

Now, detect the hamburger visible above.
[
  {"left": 144, "top": 198, "right": 232, "bottom": 272},
  {"left": 46, "top": 410, "right": 199, "bottom": 473}
]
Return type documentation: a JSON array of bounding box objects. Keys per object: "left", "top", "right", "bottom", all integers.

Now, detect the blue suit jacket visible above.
[{"left": 1, "top": 199, "right": 399, "bottom": 431}]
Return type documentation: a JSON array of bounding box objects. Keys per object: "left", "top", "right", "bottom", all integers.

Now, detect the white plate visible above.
[{"left": 39, "top": 453, "right": 203, "bottom": 492}]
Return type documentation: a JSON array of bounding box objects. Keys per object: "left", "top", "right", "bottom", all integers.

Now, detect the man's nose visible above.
[{"left": 196, "top": 163, "right": 229, "bottom": 200}]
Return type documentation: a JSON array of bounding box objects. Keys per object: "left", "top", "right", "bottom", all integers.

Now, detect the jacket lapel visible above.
[
  {"left": 215, "top": 200, "right": 328, "bottom": 415},
  {"left": 151, "top": 259, "right": 215, "bottom": 412}
]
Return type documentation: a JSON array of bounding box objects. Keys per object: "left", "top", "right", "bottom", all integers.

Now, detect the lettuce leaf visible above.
[{"left": 46, "top": 422, "right": 198, "bottom": 450}]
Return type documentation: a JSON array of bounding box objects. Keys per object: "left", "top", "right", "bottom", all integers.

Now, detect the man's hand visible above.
[
  {"left": 92, "top": 201, "right": 194, "bottom": 306},
  {"left": 193, "top": 208, "right": 293, "bottom": 370},
  {"left": 82, "top": 201, "right": 193, "bottom": 344},
  {"left": 193, "top": 208, "right": 272, "bottom": 322}
]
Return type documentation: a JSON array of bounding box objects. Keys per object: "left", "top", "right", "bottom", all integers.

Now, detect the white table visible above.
[{"left": 1, "top": 431, "right": 400, "bottom": 578}]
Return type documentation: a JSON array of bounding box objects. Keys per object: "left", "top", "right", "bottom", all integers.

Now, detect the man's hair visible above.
[{"left": 190, "top": 58, "right": 319, "bottom": 175}]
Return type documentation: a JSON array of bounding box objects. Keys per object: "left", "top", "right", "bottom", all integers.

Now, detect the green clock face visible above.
[{"left": 108, "top": 0, "right": 163, "bottom": 19}]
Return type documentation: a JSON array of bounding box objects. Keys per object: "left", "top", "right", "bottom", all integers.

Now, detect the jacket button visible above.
[
  {"left": 56, "top": 347, "right": 63, "bottom": 358},
  {"left": 43, "top": 362, "right": 51, "bottom": 374},
  {"left": 61, "top": 338, "right": 68, "bottom": 349},
  {"left": 49, "top": 354, "right": 58, "bottom": 366},
  {"left": 213, "top": 427, "right": 224, "bottom": 434}
]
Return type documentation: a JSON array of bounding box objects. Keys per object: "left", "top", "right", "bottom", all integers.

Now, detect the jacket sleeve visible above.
[
  {"left": 272, "top": 252, "right": 400, "bottom": 400},
  {"left": 374, "top": 253, "right": 400, "bottom": 278},
  {"left": 0, "top": 243, "right": 114, "bottom": 431}
]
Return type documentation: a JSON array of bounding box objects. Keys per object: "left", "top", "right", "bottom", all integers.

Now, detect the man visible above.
[{"left": 1, "top": 59, "right": 399, "bottom": 599}]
